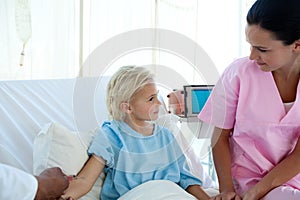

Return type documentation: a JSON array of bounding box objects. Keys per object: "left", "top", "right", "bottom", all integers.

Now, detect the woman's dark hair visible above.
[{"left": 247, "top": 0, "right": 300, "bottom": 45}]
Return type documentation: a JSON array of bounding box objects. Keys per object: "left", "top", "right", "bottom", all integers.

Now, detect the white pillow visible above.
[{"left": 33, "top": 122, "right": 105, "bottom": 200}]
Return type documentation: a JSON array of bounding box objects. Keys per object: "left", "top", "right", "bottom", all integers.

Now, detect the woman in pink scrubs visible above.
[{"left": 199, "top": 0, "right": 300, "bottom": 199}]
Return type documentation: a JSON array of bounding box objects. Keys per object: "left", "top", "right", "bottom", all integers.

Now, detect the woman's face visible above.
[{"left": 246, "top": 25, "right": 297, "bottom": 72}]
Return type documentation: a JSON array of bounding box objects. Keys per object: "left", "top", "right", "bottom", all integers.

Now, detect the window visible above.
[{"left": 1, "top": 0, "right": 256, "bottom": 80}]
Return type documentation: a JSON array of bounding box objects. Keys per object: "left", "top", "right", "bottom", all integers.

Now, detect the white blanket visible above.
[
  {"left": 119, "top": 180, "right": 219, "bottom": 200},
  {"left": 119, "top": 180, "right": 197, "bottom": 200}
]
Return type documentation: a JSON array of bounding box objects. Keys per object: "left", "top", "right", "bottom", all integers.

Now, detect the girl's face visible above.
[
  {"left": 246, "top": 25, "right": 298, "bottom": 73},
  {"left": 128, "top": 82, "right": 161, "bottom": 125}
]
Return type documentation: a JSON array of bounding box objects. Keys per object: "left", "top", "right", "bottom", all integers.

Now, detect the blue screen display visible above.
[{"left": 191, "top": 89, "right": 211, "bottom": 114}]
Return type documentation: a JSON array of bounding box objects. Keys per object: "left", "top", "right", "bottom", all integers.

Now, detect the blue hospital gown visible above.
[{"left": 88, "top": 120, "right": 202, "bottom": 200}]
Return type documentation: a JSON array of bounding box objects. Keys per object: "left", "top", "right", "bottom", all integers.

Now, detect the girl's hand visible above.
[{"left": 209, "top": 191, "right": 241, "bottom": 200}]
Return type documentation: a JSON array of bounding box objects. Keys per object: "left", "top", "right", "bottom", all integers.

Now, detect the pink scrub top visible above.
[{"left": 198, "top": 57, "right": 300, "bottom": 194}]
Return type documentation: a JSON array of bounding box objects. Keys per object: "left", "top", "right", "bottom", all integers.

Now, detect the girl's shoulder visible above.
[
  {"left": 101, "top": 120, "right": 123, "bottom": 131},
  {"left": 100, "top": 120, "right": 124, "bottom": 139}
]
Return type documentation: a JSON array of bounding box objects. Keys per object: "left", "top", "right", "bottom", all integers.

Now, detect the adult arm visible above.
[
  {"left": 0, "top": 163, "right": 38, "bottom": 200},
  {"left": 243, "top": 137, "right": 300, "bottom": 200},
  {"left": 210, "top": 127, "right": 241, "bottom": 200},
  {"left": 0, "top": 164, "right": 69, "bottom": 200},
  {"left": 62, "top": 155, "right": 105, "bottom": 200}
]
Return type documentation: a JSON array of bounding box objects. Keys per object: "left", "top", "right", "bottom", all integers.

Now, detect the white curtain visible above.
[
  {"left": 155, "top": 0, "right": 241, "bottom": 84},
  {"left": 0, "top": 0, "right": 20, "bottom": 79},
  {"left": 0, "top": 0, "right": 256, "bottom": 80},
  {"left": 0, "top": 0, "right": 78, "bottom": 80}
]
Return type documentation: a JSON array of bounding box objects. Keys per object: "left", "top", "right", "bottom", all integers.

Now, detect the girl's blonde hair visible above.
[{"left": 106, "top": 66, "right": 154, "bottom": 120}]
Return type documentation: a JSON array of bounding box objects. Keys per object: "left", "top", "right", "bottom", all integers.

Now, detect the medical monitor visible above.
[{"left": 183, "top": 85, "right": 214, "bottom": 118}]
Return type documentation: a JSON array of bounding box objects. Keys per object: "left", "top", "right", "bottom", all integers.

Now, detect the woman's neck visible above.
[{"left": 272, "top": 65, "right": 300, "bottom": 103}]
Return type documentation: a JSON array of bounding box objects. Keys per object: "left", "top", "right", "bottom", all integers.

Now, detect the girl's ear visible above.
[{"left": 120, "top": 102, "right": 132, "bottom": 113}]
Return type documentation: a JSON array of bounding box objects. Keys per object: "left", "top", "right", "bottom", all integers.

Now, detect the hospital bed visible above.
[{"left": 0, "top": 77, "right": 218, "bottom": 199}]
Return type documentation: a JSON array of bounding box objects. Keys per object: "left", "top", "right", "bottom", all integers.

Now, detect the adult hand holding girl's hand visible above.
[
  {"left": 209, "top": 191, "right": 241, "bottom": 200},
  {"left": 242, "top": 186, "right": 261, "bottom": 200},
  {"left": 59, "top": 196, "right": 74, "bottom": 200},
  {"left": 35, "top": 167, "right": 69, "bottom": 200}
]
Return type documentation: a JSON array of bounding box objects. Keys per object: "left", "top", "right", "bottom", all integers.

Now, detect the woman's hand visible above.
[
  {"left": 58, "top": 196, "right": 74, "bottom": 200},
  {"left": 209, "top": 191, "right": 241, "bottom": 200},
  {"left": 242, "top": 191, "right": 258, "bottom": 200},
  {"left": 242, "top": 185, "right": 262, "bottom": 200}
]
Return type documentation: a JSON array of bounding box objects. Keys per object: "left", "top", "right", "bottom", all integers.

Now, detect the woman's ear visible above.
[
  {"left": 120, "top": 102, "right": 131, "bottom": 113},
  {"left": 293, "top": 39, "right": 300, "bottom": 51}
]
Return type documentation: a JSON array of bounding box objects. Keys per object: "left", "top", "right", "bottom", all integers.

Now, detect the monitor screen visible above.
[
  {"left": 191, "top": 89, "right": 211, "bottom": 114},
  {"left": 183, "top": 85, "right": 214, "bottom": 118}
]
